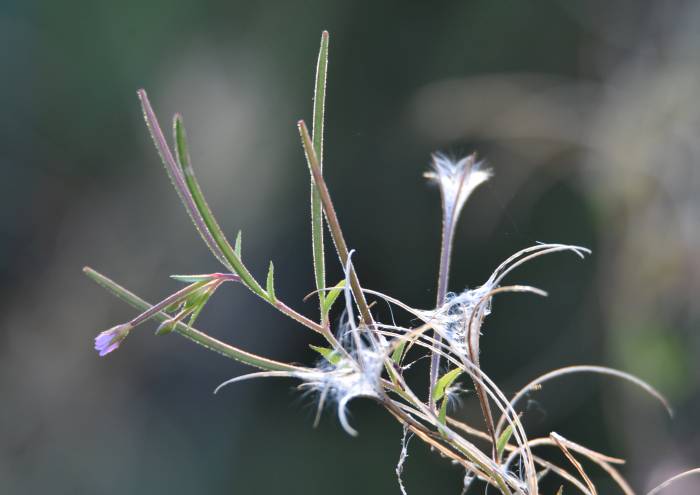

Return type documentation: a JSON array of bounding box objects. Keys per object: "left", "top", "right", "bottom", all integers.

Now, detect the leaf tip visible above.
[
  {"left": 266, "top": 261, "right": 276, "bottom": 302},
  {"left": 234, "top": 230, "right": 242, "bottom": 258},
  {"left": 173, "top": 113, "right": 185, "bottom": 130}
]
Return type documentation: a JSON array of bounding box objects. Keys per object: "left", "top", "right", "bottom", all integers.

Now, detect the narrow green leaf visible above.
[
  {"left": 187, "top": 287, "right": 215, "bottom": 330},
  {"left": 312, "top": 31, "right": 329, "bottom": 165},
  {"left": 309, "top": 344, "right": 342, "bottom": 366},
  {"left": 437, "top": 396, "right": 451, "bottom": 439},
  {"left": 184, "top": 286, "right": 213, "bottom": 309},
  {"left": 496, "top": 424, "right": 515, "bottom": 459},
  {"left": 234, "top": 230, "right": 242, "bottom": 259},
  {"left": 172, "top": 113, "right": 266, "bottom": 299},
  {"left": 310, "top": 31, "right": 330, "bottom": 317},
  {"left": 163, "top": 301, "right": 184, "bottom": 313},
  {"left": 170, "top": 274, "right": 217, "bottom": 283},
  {"left": 321, "top": 279, "right": 346, "bottom": 317},
  {"left": 392, "top": 339, "right": 407, "bottom": 365},
  {"left": 173, "top": 114, "right": 191, "bottom": 171},
  {"left": 433, "top": 368, "right": 462, "bottom": 402},
  {"left": 266, "top": 261, "right": 276, "bottom": 303},
  {"left": 438, "top": 396, "right": 449, "bottom": 426}
]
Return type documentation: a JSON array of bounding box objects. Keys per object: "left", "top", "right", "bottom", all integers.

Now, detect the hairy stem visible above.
[
  {"left": 428, "top": 213, "right": 457, "bottom": 406},
  {"left": 298, "top": 120, "right": 375, "bottom": 329},
  {"left": 138, "top": 89, "right": 231, "bottom": 271}
]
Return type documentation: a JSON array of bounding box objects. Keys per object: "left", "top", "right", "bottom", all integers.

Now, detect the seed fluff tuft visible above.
[
  {"left": 424, "top": 153, "right": 492, "bottom": 223},
  {"left": 299, "top": 318, "right": 387, "bottom": 436}
]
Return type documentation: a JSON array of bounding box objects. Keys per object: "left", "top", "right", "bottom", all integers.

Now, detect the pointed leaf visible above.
[
  {"left": 234, "top": 230, "right": 242, "bottom": 259},
  {"left": 556, "top": 487, "right": 564, "bottom": 495},
  {"left": 184, "top": 286, "right": 213, "bottom": 309},
  {"left": 266, "top": 261, "right": 276, "bottom": 303},
  {"left": 187, "top": 287, "right": 216, "bottom": 330},
  {"left": 164, "top": 301, "right": 184, "bottom": 313},
  {"left": 321, "top": 279, "right": 346, "bottom": 317},
  {"left": 438, "top": 396, "right": 449, "bottom": 426},
  {"left": 309, "top": 344, "right": 342, "bottom": 366},
  {"left": 310, "top": 31, "right": 330, "bottom": 317},
  {"left": 437, "top": 396, "right": 452, "bottom": 439},
  {"left": 433, "top": 368, "right": 462, "bottom": 402},
  {"left": 392, "top": 339, "right": 407, "bottom": 365},
  {"left": 496, "top": 424, "right": 514, "bottom": 459},
  {"left": 169, "top": 111, "right": 266, "bottom": 298}
]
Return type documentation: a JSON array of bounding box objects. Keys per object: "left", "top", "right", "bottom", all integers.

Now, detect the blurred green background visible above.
[{"left": 1, "top": 0, "right": 698, "bottom": 493}]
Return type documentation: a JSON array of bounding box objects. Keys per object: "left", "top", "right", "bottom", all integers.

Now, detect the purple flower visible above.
[{"left": 94, "top": 323, "right": 132, "bottom": 357}]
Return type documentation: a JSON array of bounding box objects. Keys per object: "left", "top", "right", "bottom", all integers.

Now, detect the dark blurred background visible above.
[{"left": 1, "top": 0, "right": 699, "bottom": 493}]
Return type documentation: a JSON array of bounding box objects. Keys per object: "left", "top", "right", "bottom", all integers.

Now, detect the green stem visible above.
[{"left": 172, "top": 114, "right": 266, "bottom": 299}]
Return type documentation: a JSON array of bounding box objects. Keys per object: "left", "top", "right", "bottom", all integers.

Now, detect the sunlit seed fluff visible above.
[
  {"left": 424, "top": 153, "right": 492, "bottom": 222},
  {"left": 215, "top": 326, "right": 388, "bottom": 437},
  {"left": 420, "top": 283, "right": 494, "bottom": 358},
  {"left": 421, "top": 243, "right": 589, "bottom": 357},
  {"left": 440, "top": 286, "right": 493, "bottom": 346},
  {"left": 299, "top": 341, "right": 386, "bottom": 436}
]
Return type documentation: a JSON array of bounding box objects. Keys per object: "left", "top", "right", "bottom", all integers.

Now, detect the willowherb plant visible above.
[{"left": 85, "top": 32, "right": 699, "bottom": 494}]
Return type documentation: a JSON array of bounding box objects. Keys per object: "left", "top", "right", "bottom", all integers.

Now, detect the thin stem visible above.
[
  {"left": 138, "top": 89, "right": 231, "bottom": 270},
  {"left": 494, "top": 364, "right": 673, "bottom": 438},
  {"left": 84, "top": 267, "right": 300, "bottom": 372},
  {"left": 428, "top": 158, "right": 474, "bottom": 408},
  {"left": 298, "top": 120, "right": 375, "bottom": 329},
  {"left": 436, "top": 217, "right": 458, "bottom": 307},
  {"left": 311, "top": 31, "right": 329, "bottom": 320},
  {"left": 647, "top": 468, "right": 700, "bottom": 495},
  {"left": 551, "top": 433, "right": 598, "bottom": 495},
  {"left": 382, "top": 380, "right": 517, "bottom": 495},
  {"left": 274, "top": 300, "right": 330, "bottom": 336},
  {"left": 428, "top": 207, "right": 458, "bottom": 407},
  {"left": 129, "top": 279, "right": 209, "bottom": 327},
  {"left": 465, "top": 286, "right": 546, "bottom": 461}
]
